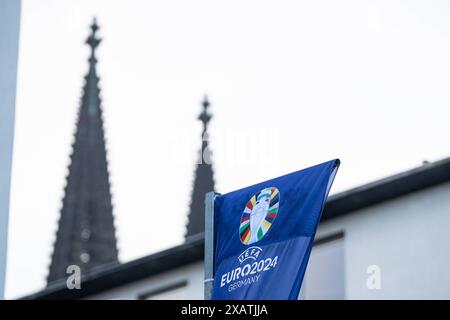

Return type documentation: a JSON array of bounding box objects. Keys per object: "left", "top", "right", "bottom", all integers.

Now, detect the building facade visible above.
[{"left": 0, "top": 0, "right": 21, "bottom": 299}]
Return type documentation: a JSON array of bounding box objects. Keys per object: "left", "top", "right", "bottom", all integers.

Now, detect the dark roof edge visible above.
[
  {"left": 322, "top": 157, "right": 450, "bottom": 221},
  {"left": 22, "top": 234, "right": 204, "bottom": 300},
  {"left": 22, "top": 157, "right": 450, "bottom": 300}
]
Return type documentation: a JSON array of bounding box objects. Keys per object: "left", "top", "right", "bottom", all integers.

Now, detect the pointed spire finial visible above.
[
  {"left": 86, "top": 17, "right": 101, "bottom": 56},
  {"left": 198, "top": 95, "right": 212, "bottom": 135}
]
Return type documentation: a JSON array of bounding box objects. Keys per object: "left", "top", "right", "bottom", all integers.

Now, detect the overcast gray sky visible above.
[{"left": 6, "top": 0, "right": 450, "bottom": 298}]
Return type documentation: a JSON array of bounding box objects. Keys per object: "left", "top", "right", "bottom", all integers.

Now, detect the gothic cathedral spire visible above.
[
  {"left": 47, "top": 19, "right": 119, "bottom": 284},
  {"left": 185, "top": 96, "right": 216, "bottom": 239}
]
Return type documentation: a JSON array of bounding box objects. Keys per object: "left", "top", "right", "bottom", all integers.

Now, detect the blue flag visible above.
[{"left": 211, "top": 159, "right": 340, "bottom": 300}]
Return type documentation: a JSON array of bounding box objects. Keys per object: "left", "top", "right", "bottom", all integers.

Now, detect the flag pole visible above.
[{"left": 204, "top": 191, "right": 216, "bottom": 300}]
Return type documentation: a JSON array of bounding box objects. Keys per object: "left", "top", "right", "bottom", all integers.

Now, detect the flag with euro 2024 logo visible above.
[{"left": 211, "top": 159, "right": 340, "bottom": 300}]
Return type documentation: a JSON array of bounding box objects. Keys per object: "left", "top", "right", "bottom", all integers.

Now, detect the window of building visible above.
[{"left": 300, "top": 232, "right": 345, "bottom": 300}]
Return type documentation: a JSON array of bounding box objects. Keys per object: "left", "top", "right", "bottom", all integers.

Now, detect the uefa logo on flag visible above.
[{"left": 239, "top": 187, "right": 280, "bottom": 245}]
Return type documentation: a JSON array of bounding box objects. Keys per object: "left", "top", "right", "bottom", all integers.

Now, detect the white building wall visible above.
[
  {"left": 0, "top": 0, "right": 21, "bottom": 300},
  {"left": 316, "top": 181, "right": 450, "bottom": 299},
  {"left": 85, "top": 181, "right": 450, "bottom": 299}
]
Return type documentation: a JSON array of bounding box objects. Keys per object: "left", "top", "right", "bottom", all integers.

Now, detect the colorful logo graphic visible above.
[{"left": 239, "top": 187, "right": 280, "bottom": 245}]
